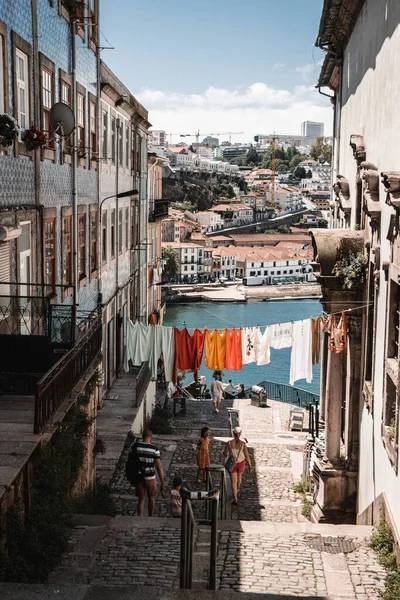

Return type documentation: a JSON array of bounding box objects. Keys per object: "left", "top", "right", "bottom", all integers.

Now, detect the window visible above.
[
  {"left": 111, "top": 116, "right": 116, "bottom": 162},
  {"left": 111, "top": 209, "right": 116, "bottom": 258},
  {"left": 125, "top": 207, "right": 129, "bottom": 250},
  {"left": 118, "top": 208, "right": 123, "bottom": 253},
  {"left": 184, "top": 266, "right": 187, "bottom": 272},
  {"left": 125, "top": 124, "right": 129, "bottom": 167},
  {"left": 16, "top": 48, "right": 29, "bottom": 129},
  {"left": 78, "top": 212, "right": 86, "bottom": 279},
  {"left": 118, "top": 119, "right": 123, "bottom": 165},
  {"left": 61, "top": 80, "right": 71, "bottom": 106},
  {"left": 102, "top": 109, "right": 108, "bottom": 158},
  {"left": 63, "top": 215, "right": 72, "bottom": 286},
  {"left": 90, "top": 101, "right": 96, "bottom": 156},
  {"left": 191, "top": 266, "right": 194, "bottom": 271},
  {"left": 102, "top": 211, "right": 107, "bottom": 264},
  {"left": 44, "top": 218, "right": 56, "bottom": 293},
  {"left": 0, "top": 34, "right": 5, "bottom": 114},
  {"left": 90, "top": 210, "right": 97, "bottom": 273},
  {"left": 77, "top": 92, "right": 85, "bottom": 153},
  {"left": 42, "top": 67, "right": 54, "bottom": 147}
]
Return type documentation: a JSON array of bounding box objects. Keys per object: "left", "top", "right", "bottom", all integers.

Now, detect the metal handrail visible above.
[
  {"left": 244, "top": 380, "right": 320, "bottom": 408},
  {"left": 180, "top": 487, "right": 219, "bottom": 591},
  {"left": 205, "top": 465, "right": 227, "bottom": 520},
  {"left": 34, "top": 315, "right": 102, "bottom": 433},
  {"left": 227, "top": 407, "right": 240, "bottom": 436}
]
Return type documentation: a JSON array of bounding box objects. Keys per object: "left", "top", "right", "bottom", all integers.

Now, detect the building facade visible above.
[{"left": 311, "top": 0, "right": 400, "bottom": 549}]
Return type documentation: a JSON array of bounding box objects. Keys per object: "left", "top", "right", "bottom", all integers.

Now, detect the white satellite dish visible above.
[{"left": 50, "top": 102, "right": 75, "bottom": 137}]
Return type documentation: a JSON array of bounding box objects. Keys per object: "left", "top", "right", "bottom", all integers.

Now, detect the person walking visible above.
[
  {"left": 134, "top": 428, "right": 166, "bottom": 516},
  {"left": 211, "top": 376, "right": 224, "bottom": 413},
  {"left": 196, "top": 426, "right": 211, "bottom": 482},
  {"left": 223, "top": 426, "right": 252, "bottom": 505},
  {"left": 170, "top": 475, "right": 183, "bottom": 518}
]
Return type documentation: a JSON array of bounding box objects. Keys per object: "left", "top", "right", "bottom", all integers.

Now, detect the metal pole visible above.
[
  {"left": 180, "top": 498, "right": 188, "bottom": 589},
  {"left": 209, "top": 497, "right": 218, "bottom": 591},
  {"left": 316, "top": 404, "right": 320, "bottom": 438},
  {"left": 188, "top": 511, "right": 193, "bottom": 589}
]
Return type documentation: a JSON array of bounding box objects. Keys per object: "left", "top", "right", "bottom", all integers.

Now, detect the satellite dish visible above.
[{"left": 50, "top": 102, "right": 75, "bottom": 137}]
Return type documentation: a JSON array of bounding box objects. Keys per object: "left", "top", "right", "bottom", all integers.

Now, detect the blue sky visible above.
[{"left": 100, "top": 0, "right": 332, "bottom": 142}]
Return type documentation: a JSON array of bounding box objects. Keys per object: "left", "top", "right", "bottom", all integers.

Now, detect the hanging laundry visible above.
[
  {"left": 205, "top": 329, "right": 226, "bottom": 371},
  {"left": 269, "top": 322, "right": 293, "bottom": 349},
  {"left": 328, "top": 311, "right": 347, "bottom": 353},
  {"left": 124, "top": 320, "right": 151, "bottom": 372},
  {"left": 241, "top": 326, "right": 261, "bottom": 365},
  {"left": 289, "top": 319, "right": 313, "bottom": 386},
  {"left": 225, "top": 328, "right": 242, "bottom": 371},
  {"left": 173, "top": 328, "right": 205, "bottom": 383},
  {"left": 310, "top": 317, "right": 322, "bottom": 365},
  {"left": 149, "top": 325, "right": 175, "bottom": 382},
  {"left": 257, "top": 326, "right": 271, "bottom": 366}
]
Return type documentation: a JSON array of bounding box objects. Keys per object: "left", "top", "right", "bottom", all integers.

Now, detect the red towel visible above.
[
  {"left": 225, "top": 328, "right": 243, "bottom": 371},
  {"left": 173, "top": 328, "right": 205, "bottom": 383}
]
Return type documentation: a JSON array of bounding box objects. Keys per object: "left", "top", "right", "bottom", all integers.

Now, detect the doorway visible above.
[{"left": 19, "top": 222, "right": 32, "bottom": 335}]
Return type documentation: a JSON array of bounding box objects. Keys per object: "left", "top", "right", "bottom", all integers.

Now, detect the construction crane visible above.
[
  {"left": 168, "top": 130, "right": 244, "bottom": 145},
  {"left": 271, "top": 135, "right": 277, "bottom": 207}
]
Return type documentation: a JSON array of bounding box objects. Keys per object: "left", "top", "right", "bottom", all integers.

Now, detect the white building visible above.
[
  {"left": 211, "top": 203, "right": 253, "bottom": 225},
  {"left": 309, "top": 0, "right": 400, "bottom": 544},
  {"left": 194, "top": 211, "right": 224, "bottom": 231},
  {"left": 161, "top": 242, "right": 203, "bottom": 282},
  {"left": 301, "top": 121, "right": 324, "bottom": 144},
  {"left": 243, "top": 255, "right": 315, "bottom": 284},
  {"left": 149, "top": 129, "right": 166, "bottom": 147},
  {"left": 212, "top": 248, "right": 237, "bottom": 280}
]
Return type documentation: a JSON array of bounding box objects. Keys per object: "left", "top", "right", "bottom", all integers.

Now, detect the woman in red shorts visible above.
[{"left": 223, "top": 426, "right": 252, "bottom": 505}]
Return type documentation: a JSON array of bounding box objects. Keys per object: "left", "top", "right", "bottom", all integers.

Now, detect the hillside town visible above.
[{"left": 1, "top": 2, "right": 400, "bottom": 600}]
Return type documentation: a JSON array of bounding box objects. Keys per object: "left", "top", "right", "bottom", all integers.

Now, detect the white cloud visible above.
[
  {"left": 272, "top": 62, "right": 286, "bottom": 71},
  {"left": 295, "top": 60, "right": 324, "bottom": 82},
  {"left": 136, "top": 82, "right": 333, "bottom": 142}
]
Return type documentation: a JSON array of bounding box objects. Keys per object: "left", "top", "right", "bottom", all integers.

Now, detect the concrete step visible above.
[{"left": 0, "top": 583, "right": 341, "bottom": 600}]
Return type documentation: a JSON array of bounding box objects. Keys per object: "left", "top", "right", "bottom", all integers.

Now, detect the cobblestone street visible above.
[{"left": 48, "top": 394, "right": 386, "bottom": 599}]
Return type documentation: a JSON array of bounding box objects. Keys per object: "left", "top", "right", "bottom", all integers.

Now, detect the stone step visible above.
[{"left": 0, "top": 582, "right": 354, "bottom": 600}]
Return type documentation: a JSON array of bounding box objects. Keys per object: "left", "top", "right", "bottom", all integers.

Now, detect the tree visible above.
[
  {"left": 294, "top": 166, "right": 307, "bottom": 179},
  {"left": 245, "top": 148, "right": 260, "bottom": 165},
  {"left": 306, "top": 169, "right": 313, "bottom": 178},
  {"left": 162, "top": 246, "right": 179, "bottom": 281},
  {"left": 289, "top": 154, "right": 310, "bottom": 172},
  {"left": 310, "top": 137, "right": 332, "bottom": 164}
]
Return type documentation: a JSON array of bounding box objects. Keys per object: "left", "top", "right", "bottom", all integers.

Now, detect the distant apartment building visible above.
[
  {"left": 174, "top": 220, "right": 193, "bottom": 243},
  {"left": 233, "top": 246, "right": 315, "bottom": 285},
  {"left": 149, "top": 130, "right": 166, "bottom": 146},
  {"left": 212, "top": 248, "right": 237, "bottom": 280},
  {"left": 301, "top": 121, "right": 324, "bottom": 144},
  {"left": 213, "top": 147, "right": 223, "bottom": 158},
  {"left": 161, "top": 242, "right": 203, "bottom": 282},
  {"left": 221, "top": 144, "right": 251, "bottom": 160},
  {"left": 162, "top": 218, "right": 175, "bottom": 242},
  {"left": 211, "top": 203, "right": 253, "bottom": 225}
]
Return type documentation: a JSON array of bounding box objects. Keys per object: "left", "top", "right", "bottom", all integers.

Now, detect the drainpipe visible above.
[
  {"left": 116, "top": 117, "right": 120, "bottom": 293},
  {"left": 71, "top": 19, "right": 78, "bottom": 333}
]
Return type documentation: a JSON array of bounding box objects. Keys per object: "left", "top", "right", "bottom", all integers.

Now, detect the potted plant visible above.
[
  {"left": 332, "top": 238, "right": 367, "bottom": 289},
  {"left": 0, "top": 114, "right": 19, "bottom": 147},
  {"left": 22, "top": 126, "right": 46, "bottom": 151}
]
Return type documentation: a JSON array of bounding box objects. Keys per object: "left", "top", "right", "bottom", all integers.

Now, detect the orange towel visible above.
[
  {"left": 205, "top": 329, "right": 226, "bottom": 371},
  {"left": 225, "top": 328, "right": 243, "bottom": 371}
]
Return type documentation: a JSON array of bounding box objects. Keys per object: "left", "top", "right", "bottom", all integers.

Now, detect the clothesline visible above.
[{"left": 176, "top": 302, "right": 373, "bottom": 332}]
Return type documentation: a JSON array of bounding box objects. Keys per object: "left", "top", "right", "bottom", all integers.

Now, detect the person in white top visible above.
[
  {"left": 211, "top": 377, "right": 224, "bottom": 413},
  {"left": 223, "top": 426, "right": 252, "bottom": 505},
  {"left": 224, "top": 380, "right": 236, "bottom": 398}
]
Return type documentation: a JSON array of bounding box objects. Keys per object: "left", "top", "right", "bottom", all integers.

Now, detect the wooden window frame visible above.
[
  {"left": 88, "top": 0, "right": 98, "bottom": 51},
  {"left": 59, "top": 69, "right": 72, "bottom": 162},
  {"left": 118, "top": 118, "right": 123, "bottom": 166},
  {"left": 88, "top": 92, "right": 97, "bottom": 167},
  {"left": 62, "top": 210, "right": 73, "bottom": 296},
  {"left": 125, "top": 206, "right": 129, "bottom": 251},
  {"left": 102, "top": 210, "right": 107, "bottom": 265},
  {"left": 78, "top": 207, "right": 87, "bottom": 283},
  {"left": 76, "top": 82, "right": 86, "bottom": 165},
  {"left": 90, "top": 207, "right": 98, "bottom": 275},
  {"left": 125, "top": 123, "right": 129, "bottom": 168},
  {"left": 110, "top": 209, "right": 116, "bottom": 259},
  {"left": 111, "top": 115, "right": 116, "bottom": 163},
  {"left": 12, "top": 32, "right": 33, "bottom": 158},
  {"left": 118, "top": 207, "right": 123, "bottom": 254},
  {"left": 39, "top": 53, "right": 56, "bottom": 160},
  {"left": 101, "top": 106, "right": 108, "bottom": 159},
  {"left": 44, "top": 217, "right": 56, "bottom": 296}
]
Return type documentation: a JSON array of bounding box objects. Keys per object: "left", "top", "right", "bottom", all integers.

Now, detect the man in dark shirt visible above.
[{"left": 135, "top": 428, "right": 166, "bottom": 516}]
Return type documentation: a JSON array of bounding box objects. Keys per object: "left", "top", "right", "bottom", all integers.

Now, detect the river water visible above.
[{"left": 163, "top": 299, "right": 321, "bottom": 395}]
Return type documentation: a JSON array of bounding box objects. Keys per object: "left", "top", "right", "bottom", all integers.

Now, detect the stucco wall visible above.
[{"left": 337, "top": 0, "right": 400, "bottom": 529}]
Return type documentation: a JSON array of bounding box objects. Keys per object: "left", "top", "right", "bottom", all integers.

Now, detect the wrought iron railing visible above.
[
  {"left": 34, "top": 315, "right": 102, "bottom": 433},
  {"left": 244, "top": 380, "right": 320, "bottom": 408}
]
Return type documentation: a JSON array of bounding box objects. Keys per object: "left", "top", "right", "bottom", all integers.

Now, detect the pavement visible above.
[{"left": 41, "top": 393, "right": 386, "bottom": 599}]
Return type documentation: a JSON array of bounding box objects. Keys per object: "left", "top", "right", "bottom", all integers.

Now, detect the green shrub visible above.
[
  {"left": 148, "top": 406, "right": 173, "bottom": 434},
  {"left": 369, "top": 516, "right": 399, "bottom": 600}
]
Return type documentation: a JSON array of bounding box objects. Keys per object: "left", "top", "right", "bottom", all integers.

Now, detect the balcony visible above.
[
  {"left": 0, "top": 285, "right": 102, "bottom": 433},
  {"left": 149, "top": 198, "right": 170, "bottom": 222}
]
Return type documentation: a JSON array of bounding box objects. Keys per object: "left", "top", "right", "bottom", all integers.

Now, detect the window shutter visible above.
[{"left": 0, "top": 242, "right": 11, "bottom": 295}]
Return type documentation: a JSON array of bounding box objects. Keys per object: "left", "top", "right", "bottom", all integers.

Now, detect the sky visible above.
[{"left": 99, "top": 0, "right": 332, "bottom": 144}]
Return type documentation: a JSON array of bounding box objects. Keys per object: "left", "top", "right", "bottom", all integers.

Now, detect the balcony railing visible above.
[
  {"left": 149, "top": 199, "right": 170, "bottom": 222},
  {"left": 34, "top": 315, "right": 102, "bottom": 433},
  {"left": 244, "top": 380, "right": 319, "bottom": 408}
]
